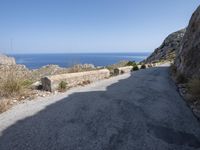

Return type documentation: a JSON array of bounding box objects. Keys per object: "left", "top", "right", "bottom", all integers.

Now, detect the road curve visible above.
[{"left": 0, "top": 66, "right": 200, "bottom": 150}]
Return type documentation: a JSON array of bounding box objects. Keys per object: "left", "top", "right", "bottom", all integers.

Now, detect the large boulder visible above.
[
  {"left": 0, "top": 54, "right": 16, "bottom": 65},
  {"left": 144, "top": 29, "right": 186, "bottom": 63},
  {"left": 175, "top": 6, "right": 200, "bottom": 78}
]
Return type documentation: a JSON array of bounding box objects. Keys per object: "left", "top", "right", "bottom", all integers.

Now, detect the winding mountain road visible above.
[{"left": 0, "top": 66, "right": 200, "bottom": 150}]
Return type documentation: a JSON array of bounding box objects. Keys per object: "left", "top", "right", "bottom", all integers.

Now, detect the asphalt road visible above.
[{"left": 0, "top": 66, "right": 200, "bottom": 150}]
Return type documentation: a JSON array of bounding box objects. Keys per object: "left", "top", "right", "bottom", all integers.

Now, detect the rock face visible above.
[
  {"left": 144, "top": 29, "right": 186, "bottom": 63},
  {"left": 175, "top": 6, "right": 200, "bottom": 78},
  {"left": 0, "top": 54, "right": 16, "bottom": 65}
]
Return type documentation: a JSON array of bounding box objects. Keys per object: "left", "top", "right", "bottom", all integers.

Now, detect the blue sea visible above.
[{"left": 10, "top": 53, "right": 150, "bottom": 69}]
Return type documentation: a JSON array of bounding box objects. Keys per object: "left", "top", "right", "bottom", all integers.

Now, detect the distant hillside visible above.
[
  {"left": 144, "top": 29, "right": 186, "bottom": 63},
  {"left": 175, "top": 6, "right": 200, "bottom": 78}
]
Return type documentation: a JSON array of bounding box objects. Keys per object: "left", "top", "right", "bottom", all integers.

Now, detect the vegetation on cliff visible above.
[{"left": 144, "top": 29, "right": 186, "bottom": 64}]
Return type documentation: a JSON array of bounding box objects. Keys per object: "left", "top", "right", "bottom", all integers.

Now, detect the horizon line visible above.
[{"left": 5, "top": 51, "right": 151, "bottom": 55}]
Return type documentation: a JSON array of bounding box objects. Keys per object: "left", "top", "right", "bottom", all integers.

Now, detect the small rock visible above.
[
  {"left": 31, "top": 81, "right": 41, "bottom": 89},
  {"left": 13, "top": 100, "right": 17, "bottom": 103}
]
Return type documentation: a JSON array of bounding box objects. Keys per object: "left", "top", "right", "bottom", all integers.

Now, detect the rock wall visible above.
[
  {"left": 175, "top": 6, "right": 200, "bottom": 78},
  {"left": 144, "top": 29, "right": 186, "bottom": 63},
  {"left": 0, "top": 54, "right": 16, "bottom": 65},
  {"left": 41, "top": 69, "right": 110, "bottom": 92}
]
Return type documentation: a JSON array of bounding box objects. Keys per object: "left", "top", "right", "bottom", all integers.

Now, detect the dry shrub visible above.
[
  {"left": 0, "top": 71, "right": 32, "bottom": 98},
  {"left": 170, "top": 64, "right": 177, "bottom": 75},
  {"left": 77, "top": 80, "right": 91, "bottom": 86},
  {"left": 107, "top": 61, "right": 129, "bottom": 76},
  {"left": 68, "top": 64, "right": 95, "bottom": 73},
  {"left": 132, "top": 66, "right": 139, "bottom": 71},
  {"left": 58, "top": 81, "right": 67, "bottom": 92},
  {"left": 82, "top": 80, "right": 91, "bottom": 85},
  {"left": 0, "top": 99, "right": 12, "bottom": 113},
  {"left": 140, "top": 64, "right": 146, "bottom": 69},
  {"left": 175, "top": 72, "right": 188, "bottom": 84},
  {"left": 188, "top": 78, "right": 200, "bottom": 98},
  {"left": 126, "top": 61, "right": 136, "bottom": 67}
]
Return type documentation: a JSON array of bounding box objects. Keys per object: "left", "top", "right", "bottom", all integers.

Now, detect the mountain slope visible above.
[{"left": 144, "top": 29, "right": 186, "bottom": 63}]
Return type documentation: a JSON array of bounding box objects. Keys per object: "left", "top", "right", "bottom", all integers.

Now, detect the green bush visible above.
[
  {"left": 140, "top": 64, "right": 146, "bottom": 69},
  {"left": 126, "top": 61, "right": 136, "bottom": 67},
  {"left": 58, "top": 81, "right": 67, "bottom": 91},
  {"left": 126, "top": 61, "right": 139, "bottom": 71},
  {"left": 132, "top": 66, "right": 139, "bottom": 71}
]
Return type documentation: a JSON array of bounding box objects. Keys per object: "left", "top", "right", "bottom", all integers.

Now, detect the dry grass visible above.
[
  {"left": 0, "top": 74, "right": 23, "bottom": 97},
  {"left": 0, "top": 99, "right": 12, "bottom": 113},
  {"left": 0, "top": 71, "right": 32, "bottom": 98},
  {"left": 0, "top": 71, "right": 35, "bottom": 113},
  {"left": 68, "top": 64, "right": 95, "bottom": 73},
  {"left": 188, "top": 78, "right": 200, "bottom": 98}
]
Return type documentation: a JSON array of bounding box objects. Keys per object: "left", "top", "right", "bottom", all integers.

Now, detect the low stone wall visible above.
[
  {"left": 114, "top": 66, "right": 133, "bottom": 75},
  {"left": 41, "top": 69, "right": 110, "bottom": 92}
]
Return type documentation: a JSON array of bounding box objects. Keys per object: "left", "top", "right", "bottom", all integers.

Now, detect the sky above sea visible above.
[{"left": 0, "top": 0, "right": 199, "bottom": 54}]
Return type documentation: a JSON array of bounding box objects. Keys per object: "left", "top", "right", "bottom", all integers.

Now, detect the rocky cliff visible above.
[
  {"left": 0, "top": 54, "right": 16, "bottom": 65},
  {"left": 144, "top": 29, "right": 186, "bottom": 63},
  {"left": 175, "top": 6, "right": 200, "bottom": 78}
]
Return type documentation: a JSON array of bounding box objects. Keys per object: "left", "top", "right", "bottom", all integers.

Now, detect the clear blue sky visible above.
[{"left": 0, "top": 0, "right": 199, "bottom": 54}]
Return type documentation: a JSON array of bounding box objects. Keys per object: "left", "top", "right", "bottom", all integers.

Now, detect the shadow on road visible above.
[{"left": 0, "top": 67, "right": 200, "bottom": 150}]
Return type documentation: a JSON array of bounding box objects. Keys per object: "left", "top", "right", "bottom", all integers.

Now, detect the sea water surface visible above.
[{"left": 10, "top": 53, "right": 150, "bottom": 69}]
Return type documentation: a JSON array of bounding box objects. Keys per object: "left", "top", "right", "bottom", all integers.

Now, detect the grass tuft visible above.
[
  {"left": 0, "top": 73, "right": 26, "bottom": 98},
  {"left": 0, "top": 99, "right": 12, "bottom": 113},
  {"left": 58, "top": 81, "right": 67, "bottom": 92}
]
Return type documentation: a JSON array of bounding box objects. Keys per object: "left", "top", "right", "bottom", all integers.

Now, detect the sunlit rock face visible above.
[
  {"left": 0, "top": 54, "right": 16, "bottom": 65},
  {"left": 175, "top": 6, "right": 200, "bottom": 78},
  {"left": 144, "top": 29, "right": 186, "bottom": 63}
]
